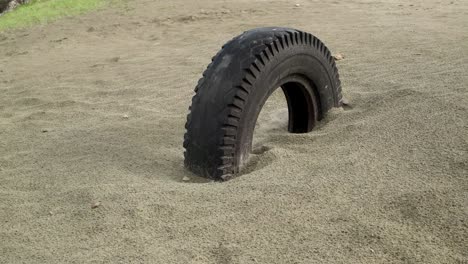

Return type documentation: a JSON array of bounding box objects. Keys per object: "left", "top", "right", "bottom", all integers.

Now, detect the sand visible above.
[{"left": 0, "top": 0, "right": 467, "bottom": 263}]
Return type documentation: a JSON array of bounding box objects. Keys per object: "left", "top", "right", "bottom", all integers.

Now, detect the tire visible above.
[{"left": 184, "top": 27, "right": 342, "bottom": 180}]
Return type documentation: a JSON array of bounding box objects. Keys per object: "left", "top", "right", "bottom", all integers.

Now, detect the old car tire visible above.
[{"left": 184, "top": 27, "right": 343, "bottom": 180}]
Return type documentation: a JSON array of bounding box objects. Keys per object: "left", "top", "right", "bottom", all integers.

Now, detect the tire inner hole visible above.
[{"left": 251, "top": 88, "right": 289, "bottom": 153}]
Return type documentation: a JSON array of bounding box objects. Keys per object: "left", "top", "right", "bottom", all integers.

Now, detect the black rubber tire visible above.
[{"left": 184, "top": 27, "right": 342, "bottom": 180}]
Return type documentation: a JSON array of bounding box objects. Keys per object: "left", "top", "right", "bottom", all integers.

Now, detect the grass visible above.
[{"left": 0, "top": 0, "right": 108, "bottom": 31}]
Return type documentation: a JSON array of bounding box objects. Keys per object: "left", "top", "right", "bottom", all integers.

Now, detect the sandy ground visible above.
[{"left": 0, "top": 0, "right": 467, "bottom": 263}]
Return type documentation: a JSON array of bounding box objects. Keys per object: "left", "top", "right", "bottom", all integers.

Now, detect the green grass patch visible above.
[{"left": 0, "top": 0, "right": 108, "bottom": 31}]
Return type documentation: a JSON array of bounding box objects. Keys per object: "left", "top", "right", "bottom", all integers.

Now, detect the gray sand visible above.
[{"left": 0, "top": 0, "right": 467, "bottom": 263}]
